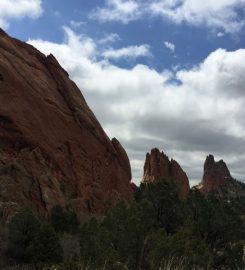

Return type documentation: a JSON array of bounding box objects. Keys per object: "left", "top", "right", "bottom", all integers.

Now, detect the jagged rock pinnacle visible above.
[
  {"left": 199, "top": 154, "right": 233, "bottom": 193},
  {"left": 142, "top": 148, "right": 190, "bottom": 198}
]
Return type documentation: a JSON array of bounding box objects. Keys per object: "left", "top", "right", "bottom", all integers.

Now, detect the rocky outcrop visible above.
[
  {"left": 0, "top": 29, "right": 133, "bottom": 218},
  {"left": 199, "top": 155, "right": 233, "bottom": 193},
  {"left": 142, "top": 148, "right": 190, "bottom": 198}
]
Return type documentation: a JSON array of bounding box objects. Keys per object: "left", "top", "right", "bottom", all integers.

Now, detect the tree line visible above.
[{"left": 0, "top": 179, "right": 244, "bottom": 269}]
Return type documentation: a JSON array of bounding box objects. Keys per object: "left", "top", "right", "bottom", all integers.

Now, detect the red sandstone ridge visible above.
[
  {"left": 0, "top": 29, "right": 133, "bottom": 218},
  {"left": 142, "top": 148, "right": 190, "bottom": 198},
  {"left": 198, "top": 155, "right": 233, "bottom": 193}
]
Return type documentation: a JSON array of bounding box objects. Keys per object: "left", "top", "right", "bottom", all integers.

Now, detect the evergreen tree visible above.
[
  {"left": 50, "top": 205, "right": 69, "bottom": 233},
  {"left": 31, "top": 222, "right": 63, "bottom": 265},
  {"left": 135, "top": 179, "right": 184, "bottom": 233},
  {"left": 7, "top": 210, "right": 40, "bottom": 263},
  {"left": 7, "top": 210, "right": 63, "bottom": 267}
]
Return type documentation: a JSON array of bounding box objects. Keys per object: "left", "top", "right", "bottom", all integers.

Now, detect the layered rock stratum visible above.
[
  {"left": 0, "top": 29, "right": 133, "bottom": 218},
  {"left": 142, "top": 148, "right": 190, "bottom": 198}
]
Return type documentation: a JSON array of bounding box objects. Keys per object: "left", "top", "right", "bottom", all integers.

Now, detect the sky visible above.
[{"left": 1, "top": 0, "right": 245, "bottom": 186}]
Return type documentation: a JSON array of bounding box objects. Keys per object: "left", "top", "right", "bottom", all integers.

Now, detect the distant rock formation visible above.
[
  {"left": 142, "top": 148, "right": 190, "bottom": 198},
  {"left": 0, "top": 28, "right": 133, "bottom": 219},
  {"left": 198, "top": 155, "right": 233, "bottom": 193}
]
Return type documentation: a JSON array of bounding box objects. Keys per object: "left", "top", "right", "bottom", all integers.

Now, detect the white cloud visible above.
[
  {"left": 164, "top": 41, "right": 175, "bottom": 52},
  {"left": 28, "top": 28, "right": 245, "bottom": 186},
  {"left": 150, "top": 0, "right": 245, "bottom": 33},
  {"left": 0, "top": 18, "right": 7, "bottom": 29},
  {"left": 98, "top": 33, "right": 120, "bottom": 44},
  {"left": 0, "top": 0, "right": 42, "bottom": 29},
  {"left": 217, "top": 32, "right": 225, "bottom": 37},
  {"left": 70, "top": 20, "right": 86, "bottom": 29},
  {"left": 102, "top": 44, "right": 151, "bottom": 59},
  {"left": 89, "top": 0, "right": 141, "bottom": 24},
  {"left": 89, "top": 0, "right": 245, "bottom": 33}
]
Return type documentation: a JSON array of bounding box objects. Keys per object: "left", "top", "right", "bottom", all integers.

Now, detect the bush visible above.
[
  {"left": 50, "top": 205, "right": 79, "bottom": 234},
  {"left": 0, "top": 223, "right": 8, "bottom": 267},
  {"left": 50, "top": 206, "right": 68, "bottom": 233},
  {"left": 7, "top": 210, "right": 40, "bottom": 264},
  {"left": 31, "top": 222, "right": 63, "bottom": 265},
  {"left": 7, "top": 210, "right": 63, "bottom": 267}
]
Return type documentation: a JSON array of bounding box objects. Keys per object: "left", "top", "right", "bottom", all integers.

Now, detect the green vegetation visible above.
[
  {"left": 7, "top": 209, "right": 63, "bottom": 268},
  {"left": 50, "top": 205, "right": 79, "bottom": 234},
  {"left": 78, "top": 180, "right": 245, "bottom": 269},
  {"left": 0, "top": 179, "right": 244, "bottom": 269}
]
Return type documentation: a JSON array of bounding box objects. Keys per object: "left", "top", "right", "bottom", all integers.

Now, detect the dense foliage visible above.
[
  {"left": 7, "top": 210, "right": 63, "bottom": 268},
  {"left": 50, "top": 205, "right": 80, "bottom": 234},
  {"left": 80, "top": 180, "right": 245, "bottom": 270},
  {"left": 0, "top": 179, "right": 244, "bottom": 269}
]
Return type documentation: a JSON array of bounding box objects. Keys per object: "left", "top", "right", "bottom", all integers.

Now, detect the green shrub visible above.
[
  {"left": 7, "top": 210, "right": 63, "bottom": 267},
  {"left": 50, "top": 205, "right": 79, "bottom": 234}
]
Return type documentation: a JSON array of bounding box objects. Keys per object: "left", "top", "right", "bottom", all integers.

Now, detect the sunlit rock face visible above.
[
  {"left": 0, "top": 28, "right": 133, "bottom": 219},
  {"left": 142, "top": 148, "right": 190, "bottom": 198}
]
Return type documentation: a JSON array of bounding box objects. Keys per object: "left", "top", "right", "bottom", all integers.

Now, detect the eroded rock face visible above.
[
  {"left": 0, "top": 29, "right": 133, "bottom": 218},
  {"left": 199, "top": 155, "right": 233, "bottom": 193},
  {"left": 142, "top": 148, "right": 190, "bottom": 198}
]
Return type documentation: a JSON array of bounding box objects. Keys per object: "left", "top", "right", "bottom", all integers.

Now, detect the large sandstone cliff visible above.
[
  {"left": 142, "top": 148, "right": 190, "bottom": 198},
  {"left": 0, "top": 29, "right": 133, "bottom": 218},
  {"left": 199, "top": 155, "right": 233, "bottom": 193}
]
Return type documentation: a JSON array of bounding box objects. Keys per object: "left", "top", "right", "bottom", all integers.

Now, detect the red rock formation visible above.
[
  {"left": 142, "top": 148, "right": 190, "bottom": 198},
  {"left": 0, "top": 29, "right": 133, "bottom": 218},
  {"left": 199, "top": 154, "right": 233, "bottom": 193},
  {"left": 170, "top": 159, "right": 190, "bottom": 198}
]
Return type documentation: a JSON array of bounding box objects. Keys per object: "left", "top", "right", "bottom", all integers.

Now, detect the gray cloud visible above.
[
  {"left": 28, "top": 28, "right": 245, "bottom": 186},
  {"left": 135, "top": 115, "right": 245, "bottom": 154}
]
